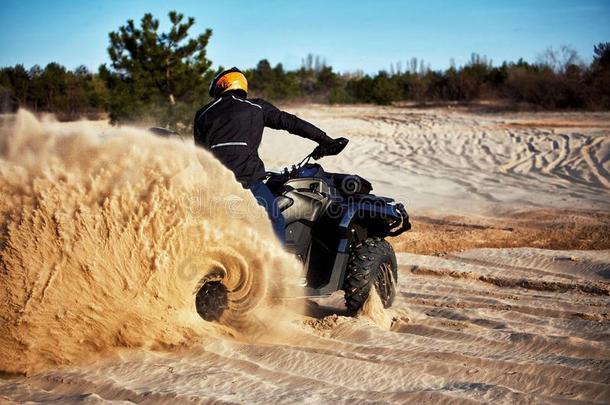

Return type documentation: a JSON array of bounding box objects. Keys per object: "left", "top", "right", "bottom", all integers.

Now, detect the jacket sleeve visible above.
[
  {"left": 260, "top": 100, "right": 333, "bottom": 145},
  {"left": 193, "top": 108, "right": 209, "bottom": 149}
]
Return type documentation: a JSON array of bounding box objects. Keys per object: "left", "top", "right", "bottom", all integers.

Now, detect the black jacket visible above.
[{"left": 194, "top": 93, "right": 332, "bottom": 185}]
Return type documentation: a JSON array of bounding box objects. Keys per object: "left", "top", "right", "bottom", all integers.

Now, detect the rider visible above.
[{"left": 194, "top": 67, "right": 344, "bottom": 243}]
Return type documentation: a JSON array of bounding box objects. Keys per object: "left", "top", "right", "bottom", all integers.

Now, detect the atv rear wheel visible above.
[
  {"left": 193, "top": 255, "right": 267, "bottom": 325},
  {"left": 343, "top": 237, "right": 398, "bottom": 313},
  {"left": 196, "top": 280, "right": 229, "bottom": 321}
]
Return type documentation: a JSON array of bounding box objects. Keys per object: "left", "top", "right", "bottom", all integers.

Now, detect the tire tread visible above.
[{"left": 343, "top": 237, "right": 397, "bottom": 313}]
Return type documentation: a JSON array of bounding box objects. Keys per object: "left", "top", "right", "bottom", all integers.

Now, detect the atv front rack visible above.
[{"left": 388, "top": 203, "right": 411, "bottom": 236}]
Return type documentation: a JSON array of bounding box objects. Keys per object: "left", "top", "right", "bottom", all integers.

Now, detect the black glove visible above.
[{"left": 312, "top": 137, "right": 349, "bottom": 160}]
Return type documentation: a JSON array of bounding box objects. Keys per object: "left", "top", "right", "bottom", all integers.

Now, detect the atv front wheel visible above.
[{"left": 343, "top": 237, "right": 398, "bottom": 313}]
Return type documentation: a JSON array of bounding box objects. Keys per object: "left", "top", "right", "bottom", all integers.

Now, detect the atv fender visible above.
[
  {"left": 343, "top": 197, "right": 411, "bottom": 240},
  {"left": 306, "top": 200, "right": 409, "bottom": 296}
]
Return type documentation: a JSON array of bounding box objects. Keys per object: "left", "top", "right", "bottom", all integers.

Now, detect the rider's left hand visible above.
[{"left": 312, "top": 137, "right": 348, "bottom": 160}]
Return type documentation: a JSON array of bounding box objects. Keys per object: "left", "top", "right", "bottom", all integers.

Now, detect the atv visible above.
[{"left": 194, "top": 137, "right": 411, "bottom": 321}]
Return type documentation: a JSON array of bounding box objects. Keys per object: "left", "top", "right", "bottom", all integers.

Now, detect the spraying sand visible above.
[{"left": 0, "top": 111, "right": 301, "bottom": 375}]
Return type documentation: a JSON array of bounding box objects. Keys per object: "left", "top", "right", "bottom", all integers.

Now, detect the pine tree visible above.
[{"left": 103, "top": 11, "right": 213, "bottom": 123}]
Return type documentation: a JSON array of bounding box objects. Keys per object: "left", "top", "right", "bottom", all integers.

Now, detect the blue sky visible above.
[{"left": 0, "top": 0, "right": 609, "bottom": 73}]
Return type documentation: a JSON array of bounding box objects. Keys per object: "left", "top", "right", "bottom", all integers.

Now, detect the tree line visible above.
[
  {"left": 0, "top": 63, "right": 107, "bottom": 120},
  {"left": 1, "top": 11, "right": 609, "bottom": 128},
  {"left": 248, "top": 45, "right": 610, "bottom": 110}
]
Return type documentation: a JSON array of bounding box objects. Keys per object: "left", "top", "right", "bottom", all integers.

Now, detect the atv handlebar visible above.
[{"left": 269, "top": 137, "right": 349, "bottom": 183}]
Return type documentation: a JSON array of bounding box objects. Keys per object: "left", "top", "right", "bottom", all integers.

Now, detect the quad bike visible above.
[{"left": 194, "top": 137, "right": 411, "bottom": 321}]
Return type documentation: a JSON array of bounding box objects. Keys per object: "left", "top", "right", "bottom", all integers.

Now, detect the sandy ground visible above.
[
  {"left": 261, "top": 106, "right": 610, "bottom": 214},
  {"left": 1, "top": 106, "right": 609, "bottom": 403},
  {"left": 2, "top": 249, "right": 608, "bottom": 403}
]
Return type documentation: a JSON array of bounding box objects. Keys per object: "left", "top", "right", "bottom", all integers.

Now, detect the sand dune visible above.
[
  {"left": 1, "top": 106, "right": 609, "bottom": 403},
  {"left": 260, "top": 106, "right": 610, "bottom": 215}
]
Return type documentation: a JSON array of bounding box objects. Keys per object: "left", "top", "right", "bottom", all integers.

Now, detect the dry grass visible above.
[
  {"left": 504, "top": 121, "right": 610, "bottom": 129},
  {"left": 390, "top": 209, "right": 610, "bottom": 255}
]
